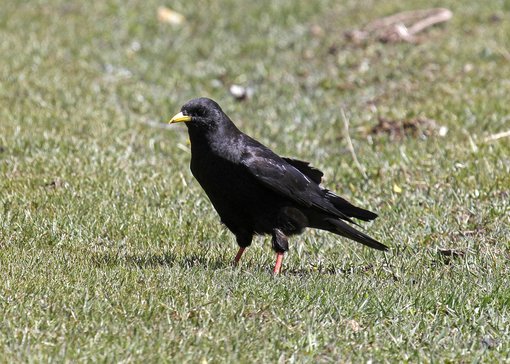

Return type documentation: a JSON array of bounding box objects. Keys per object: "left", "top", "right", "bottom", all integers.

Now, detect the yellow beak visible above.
[{"left": 168, "top": 112, "right": 191, "bottom": 124}]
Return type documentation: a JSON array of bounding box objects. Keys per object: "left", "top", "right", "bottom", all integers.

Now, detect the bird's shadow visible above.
[
  {"left": 90, "top": 250, "right": 378, "bottom": 276},
  {"left": 281, "top": 263, "right": 376, "bottom": 277},
  {"left": 90, "top": 250, "right": 228, "bottom": 270}
]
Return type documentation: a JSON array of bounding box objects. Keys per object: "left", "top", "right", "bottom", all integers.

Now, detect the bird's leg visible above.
[
  {"left": 234, "top": 247, "right": 245, "bottom": 265},
  {"left": 272, "top": 228, "right": 289, "bottom": 275},
  {"left": 273, "top": 252, "right": 284, "bottom": 274},
  {"left": 234, "top": 231, "right": 253, "bottom": 266}
]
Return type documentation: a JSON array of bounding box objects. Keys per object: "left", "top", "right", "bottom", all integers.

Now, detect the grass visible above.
[{"left": 1, "top": 0, "right": 509, "bottom": 362}]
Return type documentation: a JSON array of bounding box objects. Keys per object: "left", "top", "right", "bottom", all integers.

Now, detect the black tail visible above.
[
  {"left": 325, "top": 191, "right": 378, "bottom": 222},
  {"left": 325, "top": 218, "right": 388, "bottom": 251}
]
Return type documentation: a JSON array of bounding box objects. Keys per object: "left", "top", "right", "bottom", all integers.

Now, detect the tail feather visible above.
[
  {"left": 325, "top": 218, "right": 388, "bottom": 251},
  {"left": 325, "top": 191, "right": 378, "bottom": 221}
]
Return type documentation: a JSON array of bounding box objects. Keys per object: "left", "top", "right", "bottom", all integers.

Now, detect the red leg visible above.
[
  {"left": 234, "top": 247, "right": 246, "bottom": 265},
  {"left": 273, "top": 252, "right": 284, "bottom": 274}
]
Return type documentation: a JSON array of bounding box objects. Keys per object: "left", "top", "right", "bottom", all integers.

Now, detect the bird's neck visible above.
[{"left": 188, "top": 123, "right": 243, "bottom": 162}]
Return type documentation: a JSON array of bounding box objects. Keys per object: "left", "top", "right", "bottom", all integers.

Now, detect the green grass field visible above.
[{"left": 1, "top": 0, "right": 509, "bottom": 362}]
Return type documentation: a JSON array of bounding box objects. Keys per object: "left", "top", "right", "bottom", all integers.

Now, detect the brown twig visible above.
[
  {"left": 346, "top": 8, "right": 453, "bottom": 43},
  {"left": 484, "top": 130, "right": 510, "bottom": 142}
]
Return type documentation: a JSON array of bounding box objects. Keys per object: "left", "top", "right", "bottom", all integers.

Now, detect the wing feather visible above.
[
  {"left": 281, "top": 157, "right": 324, "bottom": 184},
  {"left": 239, "top": 137, "right": 356, "bottom": 223}
]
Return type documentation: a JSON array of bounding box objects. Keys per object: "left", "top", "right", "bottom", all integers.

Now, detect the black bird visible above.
[{"left": 169, "top": 98, "right": 387, "bottom": 274}]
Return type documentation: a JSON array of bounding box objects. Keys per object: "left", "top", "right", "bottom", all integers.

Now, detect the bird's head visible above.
[{"left": 168, "top": 97, "right": 227, "bottom": 132}]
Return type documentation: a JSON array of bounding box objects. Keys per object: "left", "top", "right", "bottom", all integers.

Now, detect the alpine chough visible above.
[{"left": 169, "top": 97, "right": 387, "bottom": 274}]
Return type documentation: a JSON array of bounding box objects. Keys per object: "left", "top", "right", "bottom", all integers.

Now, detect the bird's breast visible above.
[{"left": 188, "top": 139, "right": 298, "bottom": 235}]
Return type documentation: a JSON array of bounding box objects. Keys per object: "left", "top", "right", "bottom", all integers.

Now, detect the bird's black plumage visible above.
[{"left": 170, "top": 97, "right": 387, "bottom": 273}]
